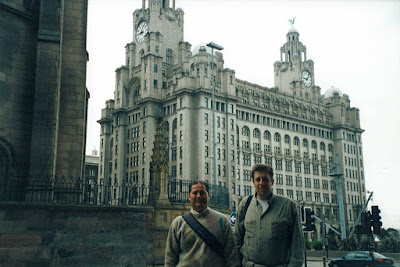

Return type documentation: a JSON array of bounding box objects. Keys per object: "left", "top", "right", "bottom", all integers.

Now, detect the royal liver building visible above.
[{"left": 98, "top": 0, "right": 366, "bottom": 234}]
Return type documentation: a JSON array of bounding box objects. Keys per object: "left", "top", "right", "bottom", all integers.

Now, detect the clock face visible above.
[
  {"left": 136, "top": 21, "right": 148, "bottom": 44},
  {"left": 301, "top": 70, "right": 312, "bottom": 88}
]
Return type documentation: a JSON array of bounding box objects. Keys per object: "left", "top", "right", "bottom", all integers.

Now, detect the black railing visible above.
[
  {"left": 0, "top": 175, "right": 155, "bottom": 206},
  {"left": 167, "top": 180, "right": 230, "bottom": 209},
  {"left": 0, "top": 176, "right": 230, "bottom": 209}
]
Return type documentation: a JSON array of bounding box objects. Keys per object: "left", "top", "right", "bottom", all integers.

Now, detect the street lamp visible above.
[{"left": 206, "top": 42, "right": 224, "bottom": 187}]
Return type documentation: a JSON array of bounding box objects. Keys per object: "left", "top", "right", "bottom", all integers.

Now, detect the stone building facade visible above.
[
  {"left": 98, "top": 0, "right": 366, "bottom": 234},
  {"left": 0, "top": 0, "right": 89, "bottom": 179}
]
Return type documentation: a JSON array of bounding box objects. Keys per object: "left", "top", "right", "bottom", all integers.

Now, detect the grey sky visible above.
[{"left": 86, "top": 0, "right": 400, "bottom": 228}]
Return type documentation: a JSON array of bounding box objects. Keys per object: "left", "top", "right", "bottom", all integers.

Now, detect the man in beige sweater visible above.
[{"left": 165, "top": 180, "right": 240, "bottom": 267}]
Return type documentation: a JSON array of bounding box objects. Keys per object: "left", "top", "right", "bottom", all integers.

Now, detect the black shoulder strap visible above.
[
  {"left": 182, "top": 212, "right": 224, "bottom": 256},
  {"left": 244, "top": 195, "right": 253, "bottom": 218}
]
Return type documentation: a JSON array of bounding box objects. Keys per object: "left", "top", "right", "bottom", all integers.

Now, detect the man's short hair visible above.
[
  {"left": 251, "top": 164, "right": 274, "bottom": 181},
  {"left": 189, "top": 180, "right": 210, "bottom": 193}
]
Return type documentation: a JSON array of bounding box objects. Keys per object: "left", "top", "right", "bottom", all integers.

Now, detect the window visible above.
[
  {"left": 314, "top": 192, "right": 321, "bottom": 202},
  {"left": 205, "top": 146, "right": 209, "bottom": 157},
  {"left": 275, "top": 159, "right": 282, "bottom": 170},
  {"left": 243, "top": 154, "right": 251, "bottom": 166},
  {"left": 313, "top": 179, "right": 320, "bottom": 189},
  {"left": 306, "top": 191, "right": 312, "bottom": 202},
  {"left": 305, "top": 177, "right": 311, "bottom": 188},
  {"left": 287, "top": 190, "right": 294, "bottom": 200},
  {"left": 243, "top": 170, "right": 251, "bottom": 181},
  {"left": 286, "top": 175, "right": 293, "bottom": 186},
  {"left": 154, "top": 64, "right": 158, "bottom": 73},
  {"left": 242, "top": 127, "right": 250, "bottom": 136},
  {"left": 166, "top": 49, "right": 173, "bottom": 65},
  {"left": 296, "top": 190, "right": 303, "bottom": 201},
  {"left": 276, "top": 189, "right": 284, "bottom": 196},
  {"left": 304, "top": 163, "right": 310, "bottom": 174},
  {"left": 294, "top": 137, "right": 300, "bottom": 146},
  {"left": 276, "top": 174, "right": 283, "bottom": 185},
  {"left": 294, "top": 176, "right": 301, "bottom": 187},
  {"left": 204, "top": 113, "right": 209, "bottom": 125},
  {"left": 322, "top": 180, "right": 329, "bottom": 190},
  {"left": 312, "top": 165, "right": 319, "bottom": 175},
  {"left": 285, "top": 161, "right": 292, "bottom": 171},
  {"left": 295, "top": 162, "right": 301, "bottom": 173},
  {"left": 172, "top": 148, "right": 177, "bottom": 161},
  {"left": 303, "top": 139, "right": 308, "bottom": 148},
  {"left": 264, "top": 131, "right": 271, "bottom": 140},
  {"left": 274, "top": 133, "right": 281, "bottom": 142},
  {"left": 205, "top": 130, "right": 209, "bottom": 140}
]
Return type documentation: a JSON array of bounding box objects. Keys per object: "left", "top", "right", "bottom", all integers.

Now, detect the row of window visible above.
[
  {"left": 242, "top": 128, "right": 334, "bottom": 151},
  {"left": 204, "top": 98, "right": 235, "bottom": 114},
  {"left": 345, "top": 156, "right": 362, "bottom": 167},
  {"left": 344, "top": 143, "right": 362, "bottom": 155},
  {"left": 345, "top": 168, "right": 364, "bottom": 180},
  {"left": 274, "top": 176, "right": 335, "bottom": 190},
  {"left": 347, "top": 181, "right": 364, "bottom": 192},
  {"left": 237, "top": 110, "right": 333, "bottom": 139}
]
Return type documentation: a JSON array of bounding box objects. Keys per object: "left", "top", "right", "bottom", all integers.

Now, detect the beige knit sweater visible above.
[{"left": 165, "top": 207, "right": 240, "bottom": 267}]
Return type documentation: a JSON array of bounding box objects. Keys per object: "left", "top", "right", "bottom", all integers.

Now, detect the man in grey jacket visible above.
[{"left": 234, "top": 164, "right": 305, "bottom": 267}]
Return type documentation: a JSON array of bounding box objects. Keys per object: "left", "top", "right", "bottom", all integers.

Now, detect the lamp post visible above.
[{"left": 206, "top": 42, "right": 224, "bottom": 187}]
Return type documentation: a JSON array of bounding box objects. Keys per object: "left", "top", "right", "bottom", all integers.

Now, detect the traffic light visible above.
[
  {"left": 371, "top": 206, "right": 382, "bottom": 234},
  {"left": 356, "top": 211, "right": 371, "bottom": 234},
  {"left": 304, "top": 208, "right": 316, "bottom": 231}
]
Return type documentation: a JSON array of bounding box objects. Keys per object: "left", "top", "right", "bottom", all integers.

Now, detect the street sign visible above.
[{"left": 230, "top": 212, "right": 237, "bottom": 226}]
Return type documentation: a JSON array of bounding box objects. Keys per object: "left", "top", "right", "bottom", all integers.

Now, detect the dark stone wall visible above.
[
  {"left": 0, "top": 203, "right": 155, "bottom": 266},
  {"left": 0, "top": 0, "right": 40, "bottom": 175},
  {"left": 0, "top": 0, "right": 88, "bottom": 177}
]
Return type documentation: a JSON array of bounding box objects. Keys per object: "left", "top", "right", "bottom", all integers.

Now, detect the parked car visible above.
[{"left": 328, "top": 251, "right": 395, "bottom": 267}]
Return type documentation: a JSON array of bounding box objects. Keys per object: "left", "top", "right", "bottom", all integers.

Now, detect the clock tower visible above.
[
  {"left": 113, "top": 0, "right": 188, "bottom": 108},
  {"left": 273, "top": 24, "right": 321, "bottom": 100}
]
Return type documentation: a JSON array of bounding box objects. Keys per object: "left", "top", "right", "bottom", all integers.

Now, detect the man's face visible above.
[
  {"left": 253, "top": 171, "right": 274, "bottom": 200},
  {"left": 188, "top": 184, "right": 210, "bottom": 212}
]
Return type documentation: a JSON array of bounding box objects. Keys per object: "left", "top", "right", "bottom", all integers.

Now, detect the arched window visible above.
[
  {"left": 293, "top": 137, "right": 300, "bottom": 146},
  {"left": 311, "top": 140, "right": 317, "bottom": 149},
  {"left": 328, "top": 144, "right": 334, "bottom": 152},
  {"left": 166, "top": 49, "right": 174, "bottom": 66},
  {"left": 320, "top": 142, "right": 326, "bottom": 151},
  {"left": 140, "top": 49, "right": 145, "bottom": 58},
  {"left": 284, "top": 135, "right": 291, "bottom": 144},
  {"left": 264, "top": 131, "right": 271, "bottom": 140},
  {"left": 172, "top": 119, "right": 177, "bottom": 143},
  {"left": 253, "top": 128, "right": 261, "bottom": 139},
  {"left": 242, "top": 126, "right": 250, "bottom": 136},
  {"left": 302, "top": 138, "right": 308, "bottom": 148},
  {"left": 274, "top": 133, "right": 281, "bottom": 142}
]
